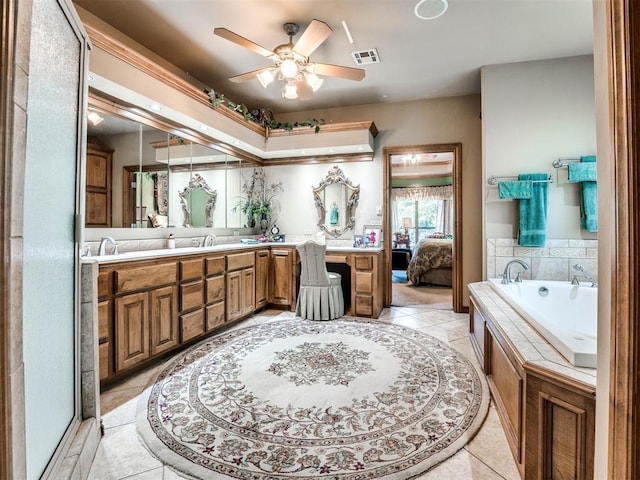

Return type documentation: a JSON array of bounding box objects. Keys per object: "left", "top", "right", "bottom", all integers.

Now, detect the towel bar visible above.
[
  {"left": 487, "top": 174, "right": 553, "bottom": 186},
  {"left": 553, "top": 157, "right": 582, "bottom": 168}
]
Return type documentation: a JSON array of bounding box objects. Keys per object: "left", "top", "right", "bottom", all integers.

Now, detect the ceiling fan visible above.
[{"left": 214, "top": 20, "right": 365, "bottom": 100}]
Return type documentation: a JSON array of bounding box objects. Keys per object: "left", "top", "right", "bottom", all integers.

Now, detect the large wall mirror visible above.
[
  {"left": 85, "top": 99, "right": 252, "bottom": 231},
  {"left": 313, "top": 165, "right": 360, "bottom": 237}
]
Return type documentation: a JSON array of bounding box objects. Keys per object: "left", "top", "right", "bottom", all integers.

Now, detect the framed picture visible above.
[
  {"left": 353, "top": 235, "right": 365, "bottom": 248},
  {"left": 363, "top": 227, "right": 381, "bottom": 247}
]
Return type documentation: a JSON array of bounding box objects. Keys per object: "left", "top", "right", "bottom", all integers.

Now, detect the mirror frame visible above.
[
  {"left": 178, "top": 173, "right": 218, "bottom": 227},
  {"left": 313, "top": 165, "right": 360, "bottom": 238}
]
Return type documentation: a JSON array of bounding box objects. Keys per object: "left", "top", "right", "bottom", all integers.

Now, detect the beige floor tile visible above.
[
  {"left": 87, "top": 423, "right": 162, "bottom": 479},
  {"left": 415, "top": 448, "right": 508, "bottom": 479},
  {"left": 101, "top": 395, "right": 140, "bottom": 429},
  {"left": 465, "top": 406, "right": 521, "bottom": 480}
]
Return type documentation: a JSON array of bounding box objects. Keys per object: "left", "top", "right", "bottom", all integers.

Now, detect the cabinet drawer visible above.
[
  {"left": 326, "top": 254, "right": 347, "bottom": 264},
  {"left": 180, "top": 280, "right": 204, "bottom": 312},
  {"left": 355, "top": 294, "right": 373, "bottom": 316},
  {"left": 354, "top": 255, "right": 373, "bottom": 271},
  {"left": 227, "top": 252, "right": 254, "bottom": 271},
  {"left": 206, "top": 302, "right": 225, "bottom": 331},
  {"left": 206, "top": 256, "right": 225, "bottom": 275},
  {"left": 206, "top": 275, "right": 225, "bottom": 304},
  {"left": 180, "top": 258, "right": 204, "bottom": 281},
  {"left": 181, "top": 309, "right": 205, "bottom": 342},
  {"left": 355, "top": 271, "right": 373, "bottom": 294},
  {"left": 115, "top": 262, "right": 176, "bottom": 294}
]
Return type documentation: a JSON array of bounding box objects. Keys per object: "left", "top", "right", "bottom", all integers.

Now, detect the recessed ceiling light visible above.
[
  {"left": 88, "top": 74, "right": 95, "bottom": 81},
  {"left": 148, "top": 104, "right": 162, "bottom": 111},
  {"left": 198, "top": 125, "right": 208, "bottom": 131},
  {"left": 233, "top": 140, "right": 240, "bottom": 146},
  {"left": 414, "top": 0, "right": 448, "bottom": 20},
  {"left": 301, "top": 150, "right": 307, "bottom": 155},
  {"left": 329, "top": 148, "right": 335, "bottom": 153},
  {"left": 358, "top": 146, "right": 364, "bottom": 151}
]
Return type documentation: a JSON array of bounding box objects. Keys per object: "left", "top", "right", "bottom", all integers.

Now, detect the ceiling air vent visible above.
[{"left": 351, "top": 49, "right": 380, "bottom": 65}]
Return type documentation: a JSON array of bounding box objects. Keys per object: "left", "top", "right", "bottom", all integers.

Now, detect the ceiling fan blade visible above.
[
  {"left": 292, "top": 19, "right": 332, "bottom": 58},
  {"left": 294, "top": 79, "right": 314, "bottom": 100},
  {"left": 229, "top": 67, "right": 274, "bottom": 83},
  {"left": 312, "top": 63, "right": 366, "bottom": 81},
  {"left": 214, "top": 28, "right": 275, "bottom": 58}
]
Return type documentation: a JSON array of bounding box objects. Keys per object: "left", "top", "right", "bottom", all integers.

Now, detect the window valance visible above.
[{"left": 392, "top": 185, "right": 453, "bottom": 202}]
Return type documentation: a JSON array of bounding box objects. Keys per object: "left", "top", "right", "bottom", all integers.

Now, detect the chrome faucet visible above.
[
  {"left": 201, "top": 234, "right": 216, "bottom": 248},
  {"left": 501, "top": 259, "right": 529, "bottom": 284},
  {"left": 571, "top": 264, "right": 598, "bottom": 287},
  {"left": 98, "top": 236, "right": 118, "bottom": 256}
]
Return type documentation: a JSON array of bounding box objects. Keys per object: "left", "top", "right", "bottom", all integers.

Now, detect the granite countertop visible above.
[
  {"left": 84, "top": 242, "right": 384, "bottom": 264},
  {"left": 468, "top": 281, "right": 597, "bottom": 389}
]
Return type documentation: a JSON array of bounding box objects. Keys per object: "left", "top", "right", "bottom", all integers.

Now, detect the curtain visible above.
[{"left": 392, "top": 185, "right": 453, "bottom": 202}]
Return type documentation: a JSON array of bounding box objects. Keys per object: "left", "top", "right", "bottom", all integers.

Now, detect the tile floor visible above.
[{"left": 88, "top": 307, "right": 521, "bottom": 480}]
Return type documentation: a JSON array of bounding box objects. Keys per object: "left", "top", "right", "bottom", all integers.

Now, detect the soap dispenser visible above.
[{"left": 166, "top": 233, "right": 175, "bottom": 249}]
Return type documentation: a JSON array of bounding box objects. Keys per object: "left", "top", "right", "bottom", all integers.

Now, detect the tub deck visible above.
[{"left": 468, "top": 281, "right": 596, "bottom": 387}]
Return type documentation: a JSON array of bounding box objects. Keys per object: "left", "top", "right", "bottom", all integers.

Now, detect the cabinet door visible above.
[
  {"left": 241, "top": 267, "right": 255, "bottom": 316},
  {"left": 226, "top": 270, "right": 242, "bottom": 322},
  {"left": 255, "top": 250, "right": 269, "bottom": 309},
  {"left": 269, "top": 248, "right": 293, "bottom": 306},
  {"left": 85, "top": 144, "right": 113, "bottom": 227},
  {"left": 150, "top": 285, "right": 178, "bottom": 356},
  {"left": 115, "top": 292, "right": 149, "bottom": 372}
]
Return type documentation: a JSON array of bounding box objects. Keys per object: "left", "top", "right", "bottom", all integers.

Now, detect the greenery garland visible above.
[{"left": 204, "top": 88, "right": 324, "bottom": 133}]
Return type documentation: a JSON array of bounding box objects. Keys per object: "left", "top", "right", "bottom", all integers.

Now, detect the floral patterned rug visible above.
[{"left": 136, "top": 317, "right": 489, "bottom": 479}]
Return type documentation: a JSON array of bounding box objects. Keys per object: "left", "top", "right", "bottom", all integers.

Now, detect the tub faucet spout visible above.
[
  {"left": 98, "top": 236, "right": 118, "bottom": 256},
  {"left": 571, "top": 264, "right": 597, "bottom": 287},
  {"left": 502, "top": 259, "right": 530, "bottom": 284}
]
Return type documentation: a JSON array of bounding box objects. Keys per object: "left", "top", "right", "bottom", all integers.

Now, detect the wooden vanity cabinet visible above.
[
  {"left": 255, "top": 249, "right": 270, "bottom": 309},
  {"left": 205, "top": 255, "right": 226, "bottom": 331},
  {"left": 269, "top": 247, "right": 296, "bottom": 309},
  {"left": 352, "top": 251, "right": 383, "bottom": 318},
  {"left": 226, "top": 252, "right": 255, "bottom": 322},
  {"left": 113, "top": 261, "right": 178, "bottom": 373}
]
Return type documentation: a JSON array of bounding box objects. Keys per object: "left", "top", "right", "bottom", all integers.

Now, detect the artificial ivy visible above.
[{"left": 204, "top": 87, "right": 324, "bottom": 133}]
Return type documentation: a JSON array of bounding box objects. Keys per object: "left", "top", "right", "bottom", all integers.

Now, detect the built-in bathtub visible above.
[{"left": 488, "top": 278, "right": 597, "bottom": 368}]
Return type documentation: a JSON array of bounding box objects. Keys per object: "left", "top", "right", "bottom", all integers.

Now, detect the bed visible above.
[{"left": 406, "top": 239, "right": 453, "bottom": 286}]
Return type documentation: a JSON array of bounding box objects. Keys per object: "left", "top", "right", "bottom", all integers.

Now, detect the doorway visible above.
[{"left": 383, "top": 144, "right": 462, "bottom": 312}]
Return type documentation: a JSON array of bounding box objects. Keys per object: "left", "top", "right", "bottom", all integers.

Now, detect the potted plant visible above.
[{"left": 234, "top": 167, "right": 283, "bottom": 233}]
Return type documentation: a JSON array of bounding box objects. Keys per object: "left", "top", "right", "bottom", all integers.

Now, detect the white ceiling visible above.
[{"left": 73, "top": 0, "right": 594, "bottom": 114}]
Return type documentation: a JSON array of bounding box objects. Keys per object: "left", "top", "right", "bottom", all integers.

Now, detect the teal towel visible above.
[
  {"left": 518, "top": 173, "right": 548, "bottom": 247},
  {"left": 577, "top": 155, "right": 597, "bottom": 232},
  {"left": 498, "top": 180, "right": 532, "bottom": 199},
  {"left": 568, "top": 163, "right": 597, "bottom": 182}
]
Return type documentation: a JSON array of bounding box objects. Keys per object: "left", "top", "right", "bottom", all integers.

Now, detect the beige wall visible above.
[
  {"left": 481, "top": 55, "right": 597, "bottom": 241},
  {"left": 277, "top": 95, "right": 483, "bottom": 306}
]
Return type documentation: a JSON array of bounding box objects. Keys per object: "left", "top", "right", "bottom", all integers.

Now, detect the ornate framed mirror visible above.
[
  {"left": 313, "top": 165, "right": 360, "bottom": 237},
  {"left": 179, "top": 173, "right": 217, "bottom": 227}
]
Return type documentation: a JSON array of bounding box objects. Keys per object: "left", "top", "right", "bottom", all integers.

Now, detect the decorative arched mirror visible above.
[
  {"left": 313, "top": 165, "right": 360, "bottom": 237},
  {"left": 179, "top": 173, "right": 217, "bottom": 227}
]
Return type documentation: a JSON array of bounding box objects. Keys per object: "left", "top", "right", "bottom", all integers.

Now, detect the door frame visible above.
[{"left": 382, "top": 143, "right": 463, "bottom": 313}]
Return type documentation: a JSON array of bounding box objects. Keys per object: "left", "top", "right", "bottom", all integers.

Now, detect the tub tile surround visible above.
[
  {"left": 468, "top": 281, "right": 597, "bottom": 387},
  {"left": 487, "top": 238, "right": 598, "bottom": 282}
]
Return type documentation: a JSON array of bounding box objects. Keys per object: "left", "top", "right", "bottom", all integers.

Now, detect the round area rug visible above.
[{"left": 136, "top": 317, "right": 489, "bottom": 479}]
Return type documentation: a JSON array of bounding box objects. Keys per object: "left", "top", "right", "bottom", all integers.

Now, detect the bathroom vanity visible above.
[{"left": 90, "top": 244, "right": 383, "bottom": 384}]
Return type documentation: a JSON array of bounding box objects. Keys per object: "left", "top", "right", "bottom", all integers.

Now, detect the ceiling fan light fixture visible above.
[
  {"left": 283, "top": 81, "right": 298, "bottom": 99},
  {"left": 257, "top": 69, "right": 275, "bottom": 88},
  {"left": 280, "top": 58, "right": 299, "bottom": 79},
  {"left": 87, "top": 111, "right": 104, "bottom": 126},
  {"left": 305, "top": 72, "right": 323, "bottom": 92}
]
